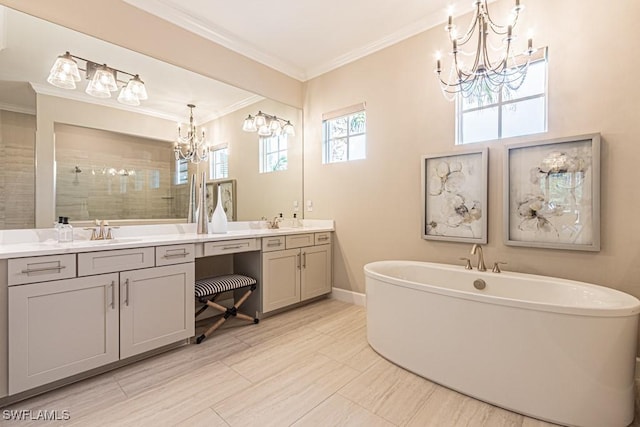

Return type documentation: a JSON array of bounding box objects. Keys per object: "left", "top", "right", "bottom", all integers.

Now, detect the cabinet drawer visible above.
[
  {"left": 156, "top": 244, "right": 195, "bottom": 266},
  {"left": 8, "top": 254, "right": 76, "bottom": 286},
  {"left": 314, "top": 232, "right": 332, "bottom": 245},
  {"left": 285, "top": 234, "right": 314, "bottom": 249},
  {"left": 204, "top": 238, "right": 259, "bottom": 256},
  {"left": 78, "top": 247, "right": 155, "bottom": 276},
  {"left": 262, "top": 236, "right": 286, "bottom": 252}
]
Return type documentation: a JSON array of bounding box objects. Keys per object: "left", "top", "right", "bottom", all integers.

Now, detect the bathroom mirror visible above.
[{"left": 0, "top": 5, "right": 303, "bottom": 229}]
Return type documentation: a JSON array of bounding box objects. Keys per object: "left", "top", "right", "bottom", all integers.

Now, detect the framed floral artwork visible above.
[
  {"left": 206, "top": 179, "right": 237, "bottom": 222},
  {"left": 503, "top": 134, "right": 600, "bottom": 251},
  {"left": 422, "top": 148, "right": 488, "bottom": 243}
]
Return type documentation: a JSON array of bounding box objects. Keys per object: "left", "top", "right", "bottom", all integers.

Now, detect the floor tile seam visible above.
[
  {"left": 334, "top": 392, "right": 401, "bottom": 426},
  {"left": 286, "top": 392, "right": 336, "bottom": 426},
  {"left": 220, "top": 360, "right": 258, "bottom": 385}
]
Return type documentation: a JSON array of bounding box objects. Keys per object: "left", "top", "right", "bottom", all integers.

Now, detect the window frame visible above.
[
  {"left": 456, "top": 48, "right": 548, "bottom": 145},
  {"left": 175, "top": 158, "right": 189, "bottom": 185},
  {"left": 322, "top": 103, "right": 367, "bottom": 164},
  {"left": 259, "top": 134, "right": 288, "bottom": 173},
  {"left": 209, "top": 144, "right": 229, "bottom": 180}
]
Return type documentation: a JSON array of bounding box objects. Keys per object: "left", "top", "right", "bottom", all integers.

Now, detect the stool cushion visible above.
[{"left": 195, "top": 274, "right": 257, "bottom": 297}]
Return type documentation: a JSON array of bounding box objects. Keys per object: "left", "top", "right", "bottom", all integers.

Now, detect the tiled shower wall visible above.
[
  {"left": 55, "top": 124, "right": 188, "bottom": 221},
  {"left": 0, "top": 110, "right": 36, "bottom": 229}
]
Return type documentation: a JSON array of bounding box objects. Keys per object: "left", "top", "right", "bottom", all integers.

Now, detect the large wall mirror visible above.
[{"left": 0, "top": 5, "right": 303, "bottom": 229}]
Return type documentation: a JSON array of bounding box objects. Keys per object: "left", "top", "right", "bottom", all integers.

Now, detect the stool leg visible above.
[{"left": 195, "top": 284, "right": 259, "bottom": 344}]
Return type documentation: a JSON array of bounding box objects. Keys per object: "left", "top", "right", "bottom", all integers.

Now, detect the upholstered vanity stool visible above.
[{"left": 194, "top": 274, "right": 259, "bottom": 344}]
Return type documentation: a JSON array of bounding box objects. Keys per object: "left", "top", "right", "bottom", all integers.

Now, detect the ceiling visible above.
[
  {"left": 0, "top": 5, "right": 262, "bottom": 123},
  {"left": 123, "top": 0, "right": 479, "bottom": 81},
  {"left": 0, "top": 1, "right": 487, "bottom": 121}
]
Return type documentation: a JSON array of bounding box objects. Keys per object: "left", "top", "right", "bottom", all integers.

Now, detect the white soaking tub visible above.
[{"left": 364, "top": 260, "right": 640, "bottom": 427}]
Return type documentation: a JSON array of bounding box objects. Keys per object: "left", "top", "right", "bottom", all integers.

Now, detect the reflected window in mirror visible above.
[
  {"left": 175, "top": 159, "right": 188, "bottom": 185},
  {"left": 210, "top": 145, "right": 229, "bottom": 179},
  {"left": 259, "top": 135, "right": 288, "bottom": 173}
]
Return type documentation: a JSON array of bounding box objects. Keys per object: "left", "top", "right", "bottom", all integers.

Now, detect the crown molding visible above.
[
  {"left": 30, "top": 82, "right": 263, "bottom": 126},
  {"left": 123, "top": 0, "right": 307, "bottom": 81},
  {"left": 124, "top": 0, "right": 487, "bottom": 82},
  {"left": 0, "top": 101, "right": 35, "bottom": 115},
  {"left": 30, "top": 82, "right": 186, "bottom": 122},
  {"left": 199, "top": 94, "right": 264, "bottom": 125}
]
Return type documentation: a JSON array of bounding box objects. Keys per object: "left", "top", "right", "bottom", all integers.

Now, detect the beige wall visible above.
[
  {"left": 303, "top": 0, "right": 640, "bottom": 307},
  {"left": 0, "top": 0, "right": 303, "bottom": 108},
  {"left": 204, "top": 99, "right": 303, "bottom": 221},
  {"left": 0, "top": 110, "right": 35, "bottom": 229}
]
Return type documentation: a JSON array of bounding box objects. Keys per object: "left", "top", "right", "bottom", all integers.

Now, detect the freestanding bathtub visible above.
[{"left": 364, "top": 260, "right": 640, "bottom": 427}]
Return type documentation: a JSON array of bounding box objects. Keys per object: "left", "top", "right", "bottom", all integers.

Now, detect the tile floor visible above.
[{"left": 0, "top": 298, "right": 629, "bottom": 426}]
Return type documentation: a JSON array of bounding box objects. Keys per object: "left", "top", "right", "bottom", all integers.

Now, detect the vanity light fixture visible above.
[
  {"left": 242, "top": 111, "right": 295, "bottom": 137},
  {"left": 174, "top": 104, "right": 210, "bottom": 164},
  {"left": 47, "top": 51, "right": 148, "bottom": 106},
  {"left": 434, "top": 0, "right": 536, "bottom": 103}
]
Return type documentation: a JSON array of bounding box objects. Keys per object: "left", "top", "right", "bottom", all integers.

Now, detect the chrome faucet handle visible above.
[
  {"left": 459, "top": 257, "right": 473, "bottom": 270},
  {"left": 492, "top": 262, "right": 507, "bottom": 273}
]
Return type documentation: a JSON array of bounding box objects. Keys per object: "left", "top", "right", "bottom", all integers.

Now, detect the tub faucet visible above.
[{"left": 470, "top": 244, "right": 487, "bottom": 272}]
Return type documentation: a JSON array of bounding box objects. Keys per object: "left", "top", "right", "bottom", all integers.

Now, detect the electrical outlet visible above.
[{"left": 306, "top": 200, "right": 313, "bottom": 212}]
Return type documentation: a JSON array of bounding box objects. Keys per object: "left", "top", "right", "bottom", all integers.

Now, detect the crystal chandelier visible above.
[
  {"left": 242, "top": 111, "right": 295, "bottom": 137},
  {"left": 47, "top": 52, "right": 148, "bottom": 106},
  {"left": 174, "top": 104, "right": 210, "bottom": 164},
  {"left": 435, "top": 0, "right": 535, "bottom": 103}
]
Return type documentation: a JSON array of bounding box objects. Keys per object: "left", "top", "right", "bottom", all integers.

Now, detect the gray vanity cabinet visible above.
[
  {"left": 7, "top": 245, "right": 195, "bottom": 394},
  {"left": 8, "top": 273, "right": 120, "bottom": 394},
  {"left": 120, "top": 263, "right": 194, "bottom": 358},
  {"left": 261, "top": 233, "right": 332, "bottom": 313}
]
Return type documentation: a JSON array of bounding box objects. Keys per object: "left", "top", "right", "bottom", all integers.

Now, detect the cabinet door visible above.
[
  {"left": 262, "top": 249, "right": 301, "bottom": 313},
  {"left": 8, "top": 274, "right": 119, "bottom": 394},
  {"left": 119, "top": 263, "right": 194, "bottom": 359},
  {"left": 301, "top": 245, "right": 332, "bottom": 301}
]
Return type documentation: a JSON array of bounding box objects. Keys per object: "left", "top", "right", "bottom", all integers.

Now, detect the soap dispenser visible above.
[{"left": 58, "top": 217, "right": 74, "bottom": 243}]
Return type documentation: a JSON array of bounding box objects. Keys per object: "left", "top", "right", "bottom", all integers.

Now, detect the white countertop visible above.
[{"left": 0, "top": 220, "right": 334, "bottom": 259}]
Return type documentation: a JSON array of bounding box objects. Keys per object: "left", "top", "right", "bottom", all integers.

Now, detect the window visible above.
[
  {"left": 323, "top": 104, "right": 366, "bottom": 163},
  {"left": 259, "top": 135, "right": 287, "bottom": 173},
  {"left": 457, "top": 50, "right": 548, "bottom": 144},
  {"left": 210, "top": 145, "right": 228, "bottom": 179},
  {"left": 175, "top": 158, "right": 188, "bottom": 185}
]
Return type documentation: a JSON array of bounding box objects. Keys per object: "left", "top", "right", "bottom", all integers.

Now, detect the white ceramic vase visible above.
[{"left": 211, "top": 184, "right": 228, "bottom": 234}]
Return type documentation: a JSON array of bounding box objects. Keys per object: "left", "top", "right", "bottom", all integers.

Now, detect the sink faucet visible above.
[
  {"left": 84, "top": 219, "right": 116, "bottom": 240},
  {"left": 470, "top": 244, "right": 487, "bottom": 271}
]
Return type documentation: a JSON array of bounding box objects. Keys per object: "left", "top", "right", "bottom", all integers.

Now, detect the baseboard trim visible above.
[{"left": 330, "top": 287, "right": 366, "bottom": 306}]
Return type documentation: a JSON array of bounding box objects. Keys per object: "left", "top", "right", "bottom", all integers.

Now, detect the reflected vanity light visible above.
[
  {"left": 242, "top": 111, "right": 295, "bottom": 137},
  {"left": 47, "top": 51, "right": 148, "bottom": 105}
]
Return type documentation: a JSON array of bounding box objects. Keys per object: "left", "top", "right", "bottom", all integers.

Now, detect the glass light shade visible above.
[
  {"left": 127, "top": 75, "right": 148, "bottom": 100},
  {"left": 269, "top": 118, "right": 281, "bottom": 132},
  {"left": 47, "top": 52, "right": 81, "bottom": 89},
  {"left": 86, "top": 65, "right": 117, "bottom": 98},
  {"left": 242, "top": 115, "right": 257, "bottom": 132},
  {"left": 117, "top": 85, "right": 140, "bottom": 106},
  {"left": 254, "top": 112, "right": 267, "bottom": 127},
  {"left": 257, "top": 125, "right": 271, "bottom": 136},
  {"left": 283, "top": 121, "right": 295, "bottom": 136}
]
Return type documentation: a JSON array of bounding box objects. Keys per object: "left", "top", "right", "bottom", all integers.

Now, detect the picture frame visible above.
[
  {"left": 421, "top": 148, "right": 488, "bottom": 243},
  {"left": 206, "top": 179, "right": 237, "bottom": 221},
  {"left": 503, "top": 134, "right": 600, "bottom": 251}
]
